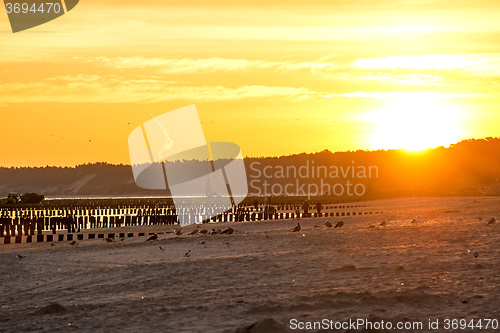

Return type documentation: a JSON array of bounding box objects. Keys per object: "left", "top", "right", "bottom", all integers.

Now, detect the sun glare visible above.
[{"left": 368, "top": 95, "right": 463, "bottom": 151}]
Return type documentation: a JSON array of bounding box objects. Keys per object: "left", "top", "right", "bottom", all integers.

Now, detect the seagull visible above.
[
  {"left": 175, "top": 228, "right": 183, "bottom": 236},
  {"left": 199, "top": 240, "right": 207, "bottom": 248},
  {"left": 184, "top": 249, "right": 191, "bottom": 258},
  {"left": 146, "top": 234, "right": 158, "bottom": 241},
  {"left": 221, "top": 227, "right": 234, "bottom": 234},
  {"left": 368, "top": 225, "right": 376, "bottom": 229},
  {"left": 487, "top": 217, "right": 496, "bottom": 225},
  {"left": 265, "top": 231, "right": 270, "bottom": 239},
  {"left": 50, "top": 242, "right": 56, "bottom": 247},
  {"left": 189, "top": 226, "right": 200, "bottom": 235},
  {"left": 379, "top": 220, "right": 388, "bottom": 227},
  {"left": 16, "top": 254, "right": 25, "bottom": 260},
  {"left": 292, "top": 222, "right": 301, "bottom": 232},
  {"left": 159, "top": 245, "right": 165, "bottom": 250},
  {"left": 105, "top": 237, "right": 115, "bottom": 243},
  {"left": 199, "top": 228, "right": 209, "bottom": 234},
  {"left": 325, "top": 220, "right": 332, "bottom": 228},
  {"left": 411, "top": 216, "right": 419, "bottom": 224},
  {"left": 211, "top": 229, "right": 221, "bottom": 235},
  {"left": 334, "top": 221, "right": 344, "bottom": 228},
  {"left": 69, "top": 240, "right": 79, "bottom": 246}
]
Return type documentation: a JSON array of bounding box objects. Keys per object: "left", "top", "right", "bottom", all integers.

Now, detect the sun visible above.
[{"left": 367, "top": 95, "right": 463, "bottom": 151}]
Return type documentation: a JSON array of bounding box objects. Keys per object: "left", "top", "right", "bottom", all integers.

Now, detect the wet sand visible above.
[{"left": 0, "top": 197, "right": 499, "bottom": 332}]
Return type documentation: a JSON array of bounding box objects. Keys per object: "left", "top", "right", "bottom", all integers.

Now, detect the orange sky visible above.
[{"left": 1, "top": 0, "right": 500, "bottom": 166}]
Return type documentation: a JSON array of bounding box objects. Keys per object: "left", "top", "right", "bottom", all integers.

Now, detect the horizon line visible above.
[{"left": 1, "top": 136, "right": 498, "bottom": 169}]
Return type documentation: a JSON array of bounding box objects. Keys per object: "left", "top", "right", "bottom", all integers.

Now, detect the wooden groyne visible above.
[{"left": 0, "top": 203, "right": 384, "bottom": 245}]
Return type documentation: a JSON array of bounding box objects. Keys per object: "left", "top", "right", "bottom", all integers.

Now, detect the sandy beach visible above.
[{"left": 0, "top": 197, "right": 499, "bottom": 332}]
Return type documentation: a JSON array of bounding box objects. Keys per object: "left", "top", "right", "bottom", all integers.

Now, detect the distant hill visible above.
[
  {"left": 0, "top": 163, "right": 153, "bottom": 197},
  {"left": 0, "top": 137, "right": 499, "bottom": 199},
  {"left": 244, "top": 137, "right": 500, "bottom": 200}
]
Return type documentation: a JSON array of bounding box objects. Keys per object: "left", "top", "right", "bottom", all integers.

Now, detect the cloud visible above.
[
  {"left": 85, "top": 54, "right": 500, "bottom": 85},
  {"left": 353, "top": 54, "right": 500, "bottom": 76},
  {"left": 0, "top": 78, "right": 314, "bottom": 104},
  {"left": 1, "top": 53, "right": 493, "bottom": 105},
  {"left": 86, "top": 56, "right": 320, "bottom": 74},
  {"left": 46, "top": 74, "right": 103, "bottom": 82},
  {"left": 322, "top": 91, "right": 485, "bottom": 99},
  {"left": 0, "top": 74, "right": 483, "bottom": 105}
]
